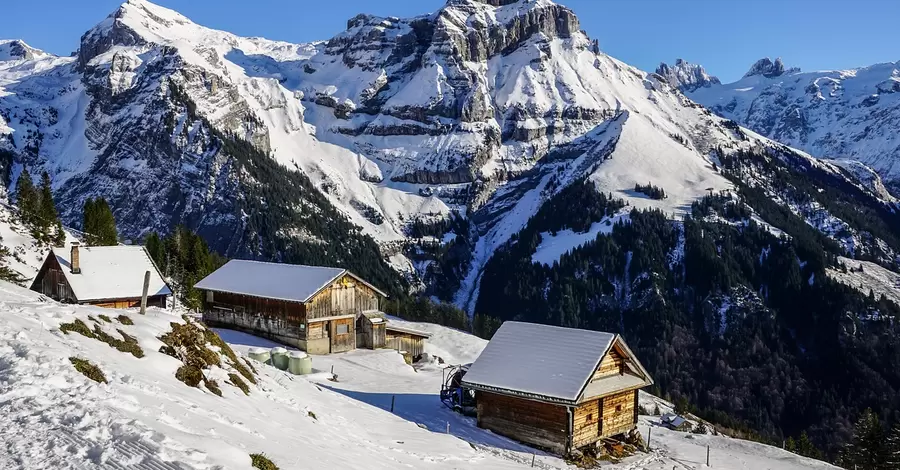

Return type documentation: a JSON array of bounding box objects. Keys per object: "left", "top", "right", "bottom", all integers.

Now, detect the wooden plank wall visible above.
[
  {"left": 91, "top": 296, "right": 166, "bottom": 309},
  {"left": 385, "top": 332, "right": 425, "bottom": 358},
  {"left": 592, "top": 346, "right": 625, "bottom": 381},
  {"left": 600, "top": 389, "right": 636, "bottom": 438},
  {"left": 476, "top": 391, "right": 569, "bottom": 454},
  {"left": 329, "top": 317, "right": 355, "bottom": 353},
  {"left": 34, "top": 255, "right": 75, "bottom": 302},
  {"left": 207, "top": 291, "right": 305, "bottom": 324},
  {"left": 308, "top": 274, "right": 380, "bottom": 320},
  {"left": 572, "top": 398, "right": 600, "bottom": 448}
]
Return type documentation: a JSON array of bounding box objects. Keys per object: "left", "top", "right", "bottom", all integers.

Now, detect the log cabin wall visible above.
[
  {"left": 599, "top": 389, "right": 637, "bottom": 438},
  {"left": 572, "top": 398, "right": 600, "bottom": 448},
  {"left": 307, "top": 274, "right": 379, "bottom": 320},
  {"left": 476, "top": 391, "right": 569, "bottom": 454}
]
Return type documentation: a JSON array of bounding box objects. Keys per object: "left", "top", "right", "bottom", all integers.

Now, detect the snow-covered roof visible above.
[
  {"left": 194, "top": 260, "right": 386, "bottom": 303},
  {"left": 47, "top": 245, "right": 171, "bottom": 301},
  {"left": 462, "top": 322, "right": 651, "bottom": 404},
  {"left": 385, "top": 324, "right": 431, "bottom": 338}
]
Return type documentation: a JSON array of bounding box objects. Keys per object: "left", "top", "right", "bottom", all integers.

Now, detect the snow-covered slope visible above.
[
  {"left": 665, "top": 56, "right": 900, "bottom": 192},
  {"left": 0, "top": 279, "right": 837, "bottom": 469}
]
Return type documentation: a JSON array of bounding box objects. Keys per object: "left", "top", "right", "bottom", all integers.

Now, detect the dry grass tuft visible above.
[
  {"left": 250, "top": 453, "right": 279, "bottom": 470},
  {"left": 69, "top": 357, "right": 107, "bottom": 384}
]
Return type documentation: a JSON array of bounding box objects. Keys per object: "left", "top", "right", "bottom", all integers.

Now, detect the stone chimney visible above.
[{"left": 70, "top": 242, "right": 81, "bottom": 274}]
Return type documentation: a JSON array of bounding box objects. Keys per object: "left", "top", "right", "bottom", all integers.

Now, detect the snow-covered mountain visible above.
[
  {"left": 660, "top": 56, "right": 900, "bottom": 192},
  {"left": 1, "top": 0, "right": 897, "bottom": 303},
  {"left": 655, "top": 59, "right": 720, "bottom": 92}
]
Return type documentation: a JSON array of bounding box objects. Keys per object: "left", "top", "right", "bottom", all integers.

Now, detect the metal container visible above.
[
  {"left": 271, "top": 347, "right": 289, "bottom": 370},
  {"left": 247, "top": 347, "right": 270, "bottom": 364},
  {"left": 288, "top": 351, "right": 312, "bottom": 375}
]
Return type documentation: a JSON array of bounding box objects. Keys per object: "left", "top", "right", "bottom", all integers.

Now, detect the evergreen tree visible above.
[
  {"left": 14, "top": 168, "right": 37, "bottom": 226},
  {"left": 82, "top": 197, "right": 118, "bottom": 246},
  {"left": 38, "top": 171, "right": 57, "bottom": 230},
  {"left": 885, "top": 425, "right": 900, "bottom": 470},
  {"left": 838, "top": 409, "right": 886, "bottom": 469}
]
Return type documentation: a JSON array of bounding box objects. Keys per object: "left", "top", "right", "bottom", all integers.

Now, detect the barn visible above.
[
  {"left": 461, "top": 322, "right": 653, "bottom": 455},
  {"left": 195, "top": 260, "right": 388, "bottom": 355},
  {"left": 30, "top": 242, "right": 171, "bottom": 308}
]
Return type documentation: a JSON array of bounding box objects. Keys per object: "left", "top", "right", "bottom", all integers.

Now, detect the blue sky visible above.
[{"left": 2, "top": 0, "right": 897, "bottom": 82}]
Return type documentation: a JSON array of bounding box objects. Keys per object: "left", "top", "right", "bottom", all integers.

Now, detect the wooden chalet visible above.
[
  {"left": 30, "top": 243, "right": 171, "bottom": 308},
  {"left": 461, "top": 322, "right": 653, "bottom": 455},
  {"left": 195, "top": 260, "right": 388, "bottom": 355}
]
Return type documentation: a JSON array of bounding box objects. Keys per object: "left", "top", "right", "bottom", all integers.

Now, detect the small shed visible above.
[
  {"left": 356, "top": 310, "right": 387, "bottom": 349},
  {"left": 385, "top": 324, "right": 431, "bottom": 360},
  {"left": 461, "top": 322, "right": 653, "bottom": 455},
  {"left": 30, "top": 243, "right": 171, "bottom": 308}
]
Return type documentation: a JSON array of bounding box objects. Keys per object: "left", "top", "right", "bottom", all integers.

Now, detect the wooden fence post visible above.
[
  {"left": 531, "top": 454, "right": 535, "bottom": 467},
  {"left": 391, "top": 395, "right": 395, "bottom": 413},
  {"left": 139, "top": 270, "right": 151, "bottom": 315},
  {"left": 648, "top": 426, "right": 652, "bottom": 450},
  {"left": 707, "top": 445, "right": 710, "bottom": 466}
]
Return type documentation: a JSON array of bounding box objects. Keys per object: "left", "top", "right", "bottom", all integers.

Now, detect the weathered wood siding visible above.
[
  {"left": 385, "top": 331, "right": 426, "bottom": 358},
  {"left": 600, "top": 389, "right": 636, "bottom": 438},
  {"left": 476, "top": 391, "right": 569, "bottom": 454},
  {"left": 32, "top": 255, "right": 76, "bottom": 303},
  {"left": 592, "top": 345, "right": 625, "bottom": 381},
  {"left": 573, "top": 398, "right": 600, "bottom": 448},
  {"left": 328, "top": 317, "right": 355, "bottom": 353},
  {"left": 307, "top": 274, "right": 380, "bottom": 320},
  {"left": 356, "top": 317, "right": 386, "bottom": 349},
  {"left": 92, "top": 296, "right": 166, "bottom": 309},
  {"left": 201, "top": 291, "right": 306, "bottom": 347}
]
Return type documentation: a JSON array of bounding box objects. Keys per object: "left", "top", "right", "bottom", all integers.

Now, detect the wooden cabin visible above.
[
  {"left": 356, "top": 311, "right": 387, "bottom": 349},
  {"left": 461, "top": 322, "right": 653, "bottom": 455},
  {"left": 384, "top": 324, "right": 431, "bottom": 360},
  {"left": 30, "top": 243, "right": 171, "bottom": 308},
  {"left": 195, "top": 260, "right": 388, "bottom": 355}
]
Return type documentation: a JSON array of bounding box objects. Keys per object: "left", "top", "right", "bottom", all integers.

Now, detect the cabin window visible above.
[
  {"left": 336, "top": 324, "right": 349, "bottom": 335},
  {"left": 586, "top": 413, "right": 593, "bottom": 422},
  {"left": 206, "top": 291, "right": 214, "bottom": 302},
  {"left": 616, "top": 405, "right": 623, "bottom": 412}
]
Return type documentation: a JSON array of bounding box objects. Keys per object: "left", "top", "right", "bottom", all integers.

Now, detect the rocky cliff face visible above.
[{"left": 655, "top": 59, "right": 721, "bottom": 92}]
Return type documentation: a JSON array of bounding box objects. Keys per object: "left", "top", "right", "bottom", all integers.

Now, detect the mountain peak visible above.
[
  {"left": 0, "top": 39, "right": 50, "bottom": 61},
  {"left": 655, "top": 59, "right": 720, "bottom": 92},
  {"left": 78, "top": 0, "right": 199, "bottom": 67},
  {"left": 742, "top": 57, "right": 796, "bottom": 78}
]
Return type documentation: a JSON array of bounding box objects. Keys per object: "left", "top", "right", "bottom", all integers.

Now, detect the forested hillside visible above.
[{"left": 475, "top": 148, "right": 900, "bottom": 458}]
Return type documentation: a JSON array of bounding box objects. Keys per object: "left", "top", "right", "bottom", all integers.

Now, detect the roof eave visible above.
[{"left": 461, "top": 382, "right": 578, "bottom": 406}]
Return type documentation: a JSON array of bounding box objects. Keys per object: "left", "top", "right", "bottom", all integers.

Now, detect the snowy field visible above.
[
  {"left": 0, "top": 278, "right": 837, "bottom": 469},
  {"left": 827, "top": 256, "right": 900, "bottom": 307}
]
